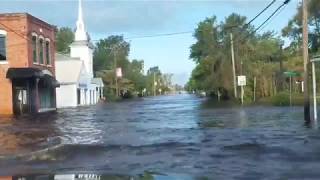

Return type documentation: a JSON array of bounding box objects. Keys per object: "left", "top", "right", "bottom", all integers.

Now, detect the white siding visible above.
[
  {"left": 70, "top": 46, "right": 93, "bottom": 78},
  {"left": 56, "top": 84, "right": 77, "bottom": 108}
]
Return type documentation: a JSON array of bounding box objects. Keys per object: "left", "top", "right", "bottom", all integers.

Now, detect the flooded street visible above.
[{"left": 0, "top": 94, "right": 320, "bottom": 179}]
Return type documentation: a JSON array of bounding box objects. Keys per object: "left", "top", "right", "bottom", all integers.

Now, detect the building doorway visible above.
[
  {"left": 12, "top": 80, "right": 30, "bottom": 115},
  {"left": 14, "top": 88, "right": 28, "bottom": 115}
]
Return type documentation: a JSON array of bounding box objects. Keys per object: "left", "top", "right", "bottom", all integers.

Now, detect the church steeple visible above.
[{"left": 75, "top": 0, "right": 87, "bottom": 41}]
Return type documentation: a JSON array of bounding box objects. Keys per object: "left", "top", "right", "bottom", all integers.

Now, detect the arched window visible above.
[
  {"left": 38, "top": 36, "right": 44, "bottom": 64},
  {"left": 31, "top": 33, "right": 38, "bottom": 63},
  {"left": 45, "top": 39, "right": 50, "bottom": 65},
  {"left": 0, "top": 29, "right": 7, "bottom": 62}
]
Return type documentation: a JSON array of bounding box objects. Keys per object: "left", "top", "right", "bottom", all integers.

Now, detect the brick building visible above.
[{"left": 0, "top": 13, "right": 58, "bottom": 115}]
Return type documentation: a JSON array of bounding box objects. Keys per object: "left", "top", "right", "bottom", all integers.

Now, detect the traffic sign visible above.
[{"left": 237, "top": 75, "right": 246, "bottom": 86}]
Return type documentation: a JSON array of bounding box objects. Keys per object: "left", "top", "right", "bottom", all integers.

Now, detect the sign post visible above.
[
  {"left": 116, "top": 68, "right": 122, "bottom": 78},
  {"left": 115, "top": 67, "right": 122, "bottom": 97},
  {"left": 284, "top": 71, "right": 300, "bottom": 106},
  {"left": 237, "top": 75, "right": 246, "bottom": 105},
  {"left": 310, "top": 56, "right": 320, "bottom": 122}
]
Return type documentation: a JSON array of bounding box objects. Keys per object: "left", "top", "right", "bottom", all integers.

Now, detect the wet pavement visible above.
[{"left": 0, "top": 94, "right": 319, "bottom": 179}]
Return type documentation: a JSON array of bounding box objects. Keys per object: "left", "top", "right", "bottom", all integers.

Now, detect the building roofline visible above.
[
  {"left": 0, "top": 13, "right": 56, "bottom": 30},
  {"left": 55, "top": 53, "right": 82, "bottom": 61}
]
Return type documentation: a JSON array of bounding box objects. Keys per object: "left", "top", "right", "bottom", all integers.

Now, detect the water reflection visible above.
[{"left": 0, "top": 112, "right": 60, "bottom": 156}]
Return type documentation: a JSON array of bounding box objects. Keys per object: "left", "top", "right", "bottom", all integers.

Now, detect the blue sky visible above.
[{"left": 0, "top": 0, "right": 300, "bottom": 85}]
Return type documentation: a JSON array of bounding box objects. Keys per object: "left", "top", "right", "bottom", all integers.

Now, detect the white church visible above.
[{"left": 55, "top": 0, "right": 104, "bottom": 108}]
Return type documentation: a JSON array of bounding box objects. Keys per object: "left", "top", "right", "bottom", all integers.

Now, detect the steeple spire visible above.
[{"left": 75, "top": 0, "right": 87, "bottom": 41}]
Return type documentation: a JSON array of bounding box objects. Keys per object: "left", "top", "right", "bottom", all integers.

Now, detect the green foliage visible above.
[
  {"left": 144, "top": 66, "right": 171, "bottom": 95},
  {"left": 127, "top": 59, "right": 146, "bottom": 92},
  {"left": 282, "top": 0, "right": 320, "bottom": 54},
  {"left": 55, "top": 27, "right": 74, "bottom": 53},
  {"left": 270, "top": 91, "right": 291, "bottom": 106},
  {"left": 263, "top": 91, "right": 304, "bottom": 106},
  {"left": 188, "top": 2, "right": 320, "bottom": 104},
  {"left": 93, "top": 35, "right": 130, "bottom": 73},
  {"left": 187, "top": 13, "right": 284, "bottom": 102},
  {"left": 94, "top": 36, "right": 173, "bottom": 99}
]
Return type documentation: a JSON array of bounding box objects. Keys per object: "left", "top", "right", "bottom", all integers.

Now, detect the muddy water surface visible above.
[{"left": 0, "top": 94, "right": 319, "bottom": 179}]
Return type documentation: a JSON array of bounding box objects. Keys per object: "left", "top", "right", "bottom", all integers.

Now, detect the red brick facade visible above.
[{"left": 0, "top": 13, "right": 56, "bottom": 115}]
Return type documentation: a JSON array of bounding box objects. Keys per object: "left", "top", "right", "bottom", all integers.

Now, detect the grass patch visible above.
[{"left": 258, "top": 91, "right": 304, "bottom": 106}]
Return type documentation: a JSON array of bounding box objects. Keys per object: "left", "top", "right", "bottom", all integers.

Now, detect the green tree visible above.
[
  {"left": 55, "top": 27, "right": 74, "bottom": 53},
  {"left": 188, "top": 13, "right": 287, "bottom": 102},
  {"left": 93, "top": 35, "right": 130, "bottom": 73},
  {"left": 282, "top": 0, "right": 320, "bottom": 54},
  {"left": 127, "top": 59, "right": 146, "bottom": 93}
]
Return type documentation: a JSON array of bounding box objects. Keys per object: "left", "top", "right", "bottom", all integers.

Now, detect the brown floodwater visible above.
[{"left": 0, "top": 94, "right": 319, "bottom": 179}]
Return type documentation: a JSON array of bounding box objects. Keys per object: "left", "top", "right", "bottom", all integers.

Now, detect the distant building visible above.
[
  {"left": 0, "top": 13, "right": 58, "bottom": 115},
  {"left": 55, "top": 0, "right": 103, "bottom": 108}
]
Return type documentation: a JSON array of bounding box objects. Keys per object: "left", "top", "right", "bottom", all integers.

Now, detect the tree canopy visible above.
[
  {"left": 282, "top": 0, "right": 320, "bottom": 54},
  {"left": 93, "top": 36, "right": 172, "bottom": 98},
  {"left": 187, "top": 13, "right": 286, "bottom": 101},
  {"left": 56, "top": 27, "right": 74, "bottom": 53}
]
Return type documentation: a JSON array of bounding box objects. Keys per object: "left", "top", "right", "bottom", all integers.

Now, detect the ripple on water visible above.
[{"left": 0, "top": 94, "right": 318, "bottom": 179}]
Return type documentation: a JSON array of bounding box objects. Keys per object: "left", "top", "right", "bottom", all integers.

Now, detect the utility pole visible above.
[
  {"left": 113, "top": 49, "right": 118, "bottom": 97},
  {"left": 289, "top": 76, "right": 292, "bottom": 106},
  {"left": 253, "top": 77, "right": 256, "bottom": 102},
  {"left": 279, "top": 44, "right": 284, "bottom": 91},
  {"left": 303, "top": 0, "right": 311, "bottom": 123},
  {"left": 311, "top": 56, "right": 320, "bottom": 122},
  {"left": 153, "top": 72, "right": 156, "bottom": 96},
  {"left": 311, "top": 60, "right": 317, "bottom": 120},
  {"left": 241, "top": 86, "right": 244, "bottom": 105},
  {"left": 230, "top": 33, "right": 237, "bottom": 98}
]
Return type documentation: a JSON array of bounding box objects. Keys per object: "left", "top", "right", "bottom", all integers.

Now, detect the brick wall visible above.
[
  {"left": 0, "top": 64, "right": 13, "bottom": 115},
  {"left": 0, "top": 13, "right": 56, "bottom": 115},
  {"left": 0, "top": 176, "right": 12, "bottom": 180},
  {"left": 27, "top": 14, "right": 56, "bottom": 75},
  {"left": 0, "top": 14, "right": 27, "bottom": 115}
]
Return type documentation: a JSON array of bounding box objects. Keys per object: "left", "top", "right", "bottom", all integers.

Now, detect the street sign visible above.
[
  {"left": 237, "top": 75, "right": 246, "bottom": 86},
  {"left": 284, "top": 71, "right": 300, "bottom": 77}
]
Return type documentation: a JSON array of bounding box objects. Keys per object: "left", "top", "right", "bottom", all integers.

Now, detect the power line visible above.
[
  {"left": 257, "top": 5, "right": 286, "bottom": 33},
  {"left": 126, "top": 31, "right": 193, "bottom": 40},
  {"left": 226, "top": 0, "right": 279, "bottom": 46},
  {"left": 91, "top": 0, "right": 279, "bottom": 42},
  {"left": 253, "top": 0, "right": 291, "bottom": 34},
  {"left": 0, "top": 22, "right": 74, "bottom": 61},
  {"left": 0, "top": 21, "right": 30, "bottom": 42},
  {"left": 92, "top": 0, "right": 278, "bottom": 42},
  {"left": 244, "top": 0, "right": 277, "bottom": 28},
  {"left": 92, "top": 31, "right": 193, "bottom": 42},
  {"left": 0, "top": 0, "right": 289, "bottom": 47},
  {"left": 238, "top": 0, "right": 291, "bottom": 43}
]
